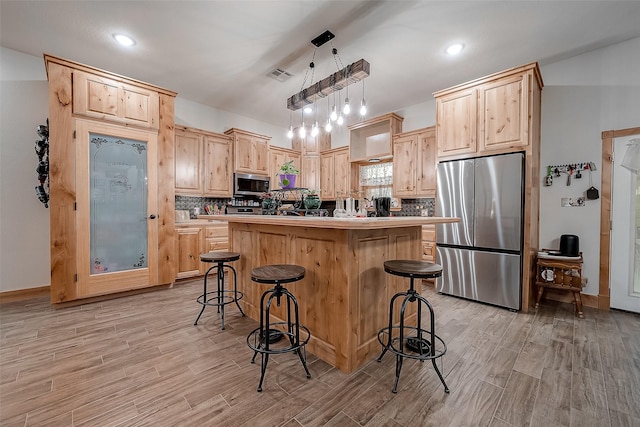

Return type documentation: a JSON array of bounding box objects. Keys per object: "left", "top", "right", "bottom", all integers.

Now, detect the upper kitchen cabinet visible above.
[
  {"left": 393, "top": 126, "right": 437, "bottom": 197},
  {"left": 44, "top": 54, "right": 177, "bottom": 304},
  {"left": 175, "top": 127, "right": 202, "bottom": 195},
  {"left": 320, "top": 147, "right": 350, "bottom": 200},
  {"left": 434, "top": 62, "right": 543, "bottom": 159},
  {"left": 348, "top": 113, "right": 404, "bottom": 163},
  {"left": 175, "top": 126, "right": 233, "bottom": 197},
  {"left": 434, "top": 88, "right": 477, "bottom": 158},
  {"left": 73, "top": 69, "right": 160, "bottom": 129},
  {"left": 225, "top": 128, "right": 270, "bottom": 175}
]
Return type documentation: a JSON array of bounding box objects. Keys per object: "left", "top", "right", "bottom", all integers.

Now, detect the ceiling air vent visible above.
[{"left": 268, "top": 68, "right": 293, "bottom": 82}]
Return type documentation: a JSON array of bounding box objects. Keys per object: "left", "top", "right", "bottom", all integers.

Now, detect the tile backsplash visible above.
[
  {"left": 176, "top": 196, "right": 229, "bottom": 218},
  {"left": 395, "top": 198, "right": 435, "bottom": 217},
  {"left": 175, "top": 196, "right": 435, "bottom": 218}
]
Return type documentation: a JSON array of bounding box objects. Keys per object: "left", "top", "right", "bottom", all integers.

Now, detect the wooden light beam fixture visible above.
[{"left": 286, "top": 30, "right": 370, "bottom": 111}]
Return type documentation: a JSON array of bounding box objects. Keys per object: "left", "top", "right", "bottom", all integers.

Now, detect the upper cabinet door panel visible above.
[
  {"left": 479, "top": 74, "right": 528, "bottom": 152},
  {"left": 174, "top": 129, "right": 202, "bottom": 194},
  {"left": 203, "top": 135, "right": 232, "bottom": 197},
  {"left": 436, "top": 88, "right": 477, "bottom": 158},
  {"left": 73, "top": 70, "right": 159, "bottom": 129}
]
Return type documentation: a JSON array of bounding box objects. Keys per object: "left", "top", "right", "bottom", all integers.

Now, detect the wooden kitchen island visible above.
[{"left": 215, "top": 215, "right": 459, "bottom": 373}]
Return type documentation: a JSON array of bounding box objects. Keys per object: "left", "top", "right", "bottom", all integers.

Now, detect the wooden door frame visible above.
[{"left": 599, "top": 126, "right": 640, "bottom": 309}]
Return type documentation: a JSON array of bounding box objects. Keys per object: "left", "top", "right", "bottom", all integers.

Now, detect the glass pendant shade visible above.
[
  {"left": 360, "top": 99, "right": 367, "bottom": 116},
  {"left": 325, "top": 119, "right": 332, "bottom": 133},
  {"left": 287, "top": 126, "right": 294, "bottom": 139},
  {"left": 337, "top": 114, "right": 344, "bottom": 125},
  {"left": 299, "top": 123, "right": 306, "bottom": 138},
  {"left": 311, "top": 121, "right": 319, "bottom": 137},
  {"left": 330, "top": 105, "right": 338, "bottom": 121},
  {"left": 343, "top": 98, "right": 350, "bottom": 115}
]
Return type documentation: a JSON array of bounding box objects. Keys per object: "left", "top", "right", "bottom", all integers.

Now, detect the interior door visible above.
[
  {"left": 75, "top": 120, "right": 158, "bottom": 297},
  {"left": 610, "top": 136, "right": 640, "bottom": 313}
]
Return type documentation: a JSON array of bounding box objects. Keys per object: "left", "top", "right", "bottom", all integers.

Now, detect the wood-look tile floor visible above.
[{"left": 1, "top": 280, "right": 639, "bottom": 427}]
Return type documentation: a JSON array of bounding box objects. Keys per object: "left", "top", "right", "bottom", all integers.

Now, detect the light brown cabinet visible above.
[
  {"left": 434, "top": 88, "right": 477, "bottom": 158},
  {"left": 175, "top": 128, "right": 202, "bottom": 194},
  {"left": 175, "top": 226, "right": 203, "bottom": 279},
  {"left": 320, "top": 147, "right": 350, "bottom": 200},
  {"left": 348, "top": 113, "right": 404, "bottom": 162},
  {"left": 422, "top": 225, "right": 436, "bottom": 262},
  {"left": 175, "top": 221, "right": 229, "bottom": 279},
  {"left": 392, "top": 126, "right": 437, "bottom": 198},
  {"left": 175, "top": 126, "right": 232, "bottom": 197},
  {"left": 73, "top": 69, "right": 160, "bottom": 129},
  {"left": 301, "top": 155, "right": 321, "bottom": 191},
  {"left": 45, "top": 54, "right": 177, "bottom": 304},
  {"left": 225, "top": 128, "right": 270, "bottom": 175},
  {"left": 435, "top": 62, "right": 541, "bottom": 159}
]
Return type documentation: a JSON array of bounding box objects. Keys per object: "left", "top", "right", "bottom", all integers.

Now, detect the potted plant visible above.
[
  {"left": 278, "top": 160, "right": 299, "bottom": 189},
  {"left": 303, "top": 188, "right": 321, "bottom": 210}
]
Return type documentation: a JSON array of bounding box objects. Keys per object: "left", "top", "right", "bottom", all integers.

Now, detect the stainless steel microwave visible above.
[{"left": 233, "top": 173, "right": 270, "bottom": 196}]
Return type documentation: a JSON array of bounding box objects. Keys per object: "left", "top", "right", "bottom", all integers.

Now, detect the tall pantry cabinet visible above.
[
  {"left": 45, "top": 54, "right": 177, "bottom": 304},
  {"left": 434, "top": 62, "right": 543, "bottom": 311}
]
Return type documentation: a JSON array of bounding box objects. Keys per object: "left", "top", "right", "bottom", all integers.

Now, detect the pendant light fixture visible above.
[
  {"left": 285, "top": 30, "right": 370, "bottom": 134},
  {"left": 359, "top": 79, "right": 367, "bottom": 117}
]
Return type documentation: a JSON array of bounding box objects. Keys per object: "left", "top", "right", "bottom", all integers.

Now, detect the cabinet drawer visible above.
[
  {"left": 205, "top": 238, "right": 228, "bottom": 252},
  {"left": 205, "top": 226, "right": 228, "bottom": 239},
  {"left": 422, "top": 225, "right": 436, "bottom": 242},
  {"left": 422, "top": 242, "right": 436, "bottom": 262}
]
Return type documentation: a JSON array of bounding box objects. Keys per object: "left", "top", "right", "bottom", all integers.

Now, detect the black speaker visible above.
[{"left": 559, "top": 234, "right": 579, "bottom": 256}]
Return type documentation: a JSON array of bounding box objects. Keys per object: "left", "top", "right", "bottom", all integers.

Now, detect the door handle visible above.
[{"left": 149, "top": 214, "right": 157, "bottom": 219}]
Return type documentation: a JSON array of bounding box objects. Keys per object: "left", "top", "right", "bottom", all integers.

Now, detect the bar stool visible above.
[
  {"left": 377, "top": 260, "right": 449, "bottom": 394},
  {"left": 246, "top": 264, "right": 311, "bottom": 392},
  {"left": 194, "top": 251, "right": 245, "bottom": 330}
]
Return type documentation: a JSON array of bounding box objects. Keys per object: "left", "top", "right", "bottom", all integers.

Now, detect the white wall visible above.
[
  {"left": 538, "top": 37, "right": 640, "bottom": 296},
  {"left": 1, "top": 38, "right": 639, "bottom": 295},
  {"left": 0, "top": 48, "right": 50, "bottom": 292},
  {"left": 175, "top": 97, "right": 292, "bottom": 148}
]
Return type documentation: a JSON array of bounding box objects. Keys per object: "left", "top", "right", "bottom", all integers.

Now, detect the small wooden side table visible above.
[{"left": 535, "top": 251, "right": 584, "bottom": 318}]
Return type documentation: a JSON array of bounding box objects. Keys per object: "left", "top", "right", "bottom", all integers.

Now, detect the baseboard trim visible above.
[
  {"left": 543, "top": 289, "right": 599, "bottom": 308},
  {"left": 0, "top": 286, "right": 50, "bottom": 303}
]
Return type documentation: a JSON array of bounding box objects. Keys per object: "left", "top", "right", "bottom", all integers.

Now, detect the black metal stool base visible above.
[
  {"left": 376, "top": 268, "right": 449, "bottom": 394},
  {"left": 194, "top": 261, "right": 245, "bottom": 330},
  {"left": 246, "top": 265, "right": 311, "bottom": 392}
]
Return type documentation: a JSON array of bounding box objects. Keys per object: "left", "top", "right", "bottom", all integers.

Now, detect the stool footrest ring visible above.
[
  {"left": 196, "top": 290, "right": 244, "bottom": 307},
  {"left": 377, "top": 326, "right": 447, "bottom": 361},
  {"left": 247, "top": 322, "right": 310, "bottom": 355}
]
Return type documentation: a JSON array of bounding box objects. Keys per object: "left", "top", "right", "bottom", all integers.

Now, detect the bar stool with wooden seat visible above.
[
  {"left": 246, "top": 264, "right": 311, "bottom": 392},
  {"left": 377, "top": 259, "right": 449, "bottom": 394},
  {"left": 194, "top": 251, "right": 245, "bottom": 330}
]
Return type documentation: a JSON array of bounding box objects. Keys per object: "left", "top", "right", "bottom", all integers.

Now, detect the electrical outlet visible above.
[{"left": 561, "top": 197, "right": 585, "bottom": 207}]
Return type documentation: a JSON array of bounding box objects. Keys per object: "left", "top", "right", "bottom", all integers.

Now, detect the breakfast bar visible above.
[{"left": 215, "top": 215, "right": 459, "bottom": 373}]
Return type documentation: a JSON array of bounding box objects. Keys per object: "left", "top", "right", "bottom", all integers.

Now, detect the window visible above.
[{"left": 359, "top": 162, "right": 392, "bottom": 200}]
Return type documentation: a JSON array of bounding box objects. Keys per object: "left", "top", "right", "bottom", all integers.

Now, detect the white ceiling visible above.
[{"left": 2, "top": 1, "right": 640, "bottom": 129}]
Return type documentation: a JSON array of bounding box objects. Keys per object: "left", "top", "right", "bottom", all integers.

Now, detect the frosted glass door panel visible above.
[
  {"left": 76, "top": 119, "right": 158, "bottom": 298},
  {"left": 90, "top": 133, "right": 148, "bottom": 274}
]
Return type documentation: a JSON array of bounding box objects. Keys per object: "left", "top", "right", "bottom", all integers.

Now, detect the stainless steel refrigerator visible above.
[{"left": 436, "top": 152, "right": 524, "bottom": 310}]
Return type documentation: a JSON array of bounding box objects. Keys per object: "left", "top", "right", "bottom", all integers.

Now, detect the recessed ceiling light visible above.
[
  {"left": 303, "top": 106, "right": 313, "bottom": 114},
  {"left": 446, "top": 43, "right": 464, "bottom": 56},
  {"left": 113, "top": 33, "right": 136, "bottom": 47}
]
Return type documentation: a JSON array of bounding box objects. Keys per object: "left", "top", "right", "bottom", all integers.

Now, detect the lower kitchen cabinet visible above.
[
  {"left": 175, "top": 221, "right": 229, "bottom": 279},
  {"left": 422, "top": 225, "right": 436, "bottom": 262},
  {"left": 175, "top": 226, "right": 203, "bottom": 279}
]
